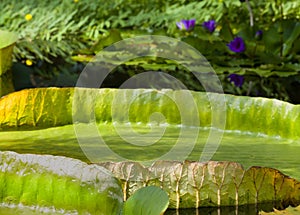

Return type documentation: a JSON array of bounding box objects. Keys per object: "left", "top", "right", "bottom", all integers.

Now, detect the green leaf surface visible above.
[
  {"left": 1, "top": 88, "right": 300, "bottom": 139},
  {"left": 282, "top": 21, "right": 300, "bottom": 57},
  {"left": 0, "top": 44, "right": 14, "bottom": 74},
  {"left": 0, "top": 30, "right": 18, "bottom": 49},
  {"left": 98, "top": 161, "right": 300, "bottom": 209},
  {"left": 263, "top": 24, "right": 282, "bottom": 55},
  {"left": 0, "top": 151, "right": 123, "bottom": 214},
  {"left": 123, "top": 186, "right": 169, "bottom": 215},
  {"left": 0, "top": 30, "right": 17, "bottom": 97},
  {"left": 260, "top": 205, "right": 300, "bottom": 215},
  {"left": 0, "top": 88, "right": 300, "bottom": 139},
  {"left": 0, "top": 70, "right": 14, "bottom": 97}
]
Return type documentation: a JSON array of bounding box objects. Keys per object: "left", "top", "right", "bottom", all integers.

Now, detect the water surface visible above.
[{"left": 1, "top": 123, "right": 299, "bottom": 180}]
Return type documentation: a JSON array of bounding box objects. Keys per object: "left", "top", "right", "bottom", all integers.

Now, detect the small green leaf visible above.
[
  {"left": 283, "top": 22, "right": 300, "bottom": 56},
  {"left": 219, "top": 19, "right": 234, "bottom": 42},
  {"left": 123, "top": 186, "right": 169, "bottom": 215},
  {"left": 263, "top": 23, "right": 282, "bottom": 55}
]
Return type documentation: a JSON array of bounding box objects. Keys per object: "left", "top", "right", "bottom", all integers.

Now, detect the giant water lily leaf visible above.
[
  {"left": 260, "top": 205, "right": 300, "bottom": 214},
  {"left": 98, "top": 161, "right": 300, "bottom": 209},
  {"left": 0, "top": 30, "right": 17, "bottom": 76},
  {"left": 0, "top": 151, "right": 123, "bottom": 214},
  {"left": 0, "top": 30, "right": 18, "bottom": 50},
  {"left": 0, "top": 30, "right": 18, "bottom": 96},
  {"left": 1, "top": 88, "right": 300, "bottom": 139},
  {"left": 0, "top": 71, "right": 14, "bottom": 98},
  {"left": 1, "top": 88, "right": 300, "bottom": 213},
  {"left": 0, "top": 88, "right": 74, "bottom": 128}
]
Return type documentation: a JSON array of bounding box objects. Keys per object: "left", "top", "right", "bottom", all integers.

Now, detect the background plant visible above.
[{"left": 1, "top": 0, "right": 299, "bottom": 102}]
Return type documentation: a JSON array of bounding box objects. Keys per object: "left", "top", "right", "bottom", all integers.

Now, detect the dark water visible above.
[{"left": 166, "top": 204, "right": 300, "bottom": 215}]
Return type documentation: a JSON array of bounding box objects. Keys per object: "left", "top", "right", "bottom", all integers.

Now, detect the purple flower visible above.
[
  {"left": 228, "top": 74, "right": 244, "bottom": 87},
  {"left": 255, "top": 30, "right": 263, "bottom": 40},
  {"left": 227, "top": 37, "right": 246, "bottom": 53},
  {"left": 202, "top": 20, "right": 216, "bottom": 33},
  {"left": 176, "top": 19, "right": 196, "bottom": 31}
]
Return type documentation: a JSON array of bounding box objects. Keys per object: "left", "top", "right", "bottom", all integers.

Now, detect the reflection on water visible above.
[
  {"left": 0, "top": 203, "right": 299, "bottom": 215},
  {"left": 166, "top": 203, "right": 300, "bottom": 215}
]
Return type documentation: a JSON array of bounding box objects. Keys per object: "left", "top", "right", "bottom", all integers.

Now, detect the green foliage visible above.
[
  {"left": 0, "top": 1, "right": 89, "bottom": 63},
  {"left": 1, "top": 0, "right": 300, "bottom": 102},
  {"left": 1, "top": 0, "right": 298, "bottom": 63},
  {"left": 123, "top": 186, "right": 169, "bottom": 215}
]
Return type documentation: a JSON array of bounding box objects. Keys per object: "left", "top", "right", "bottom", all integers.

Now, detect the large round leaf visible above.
[
  {"left": 0, "top": 30, "right": 17, "bottom": 96},
  {"left": 99, "top": 161, "right": 300, "bottom": 209},
  {"left": 0, "top": 88, "right": 300, "bottom": 139},
  {"left": 0, "top": 151, "right": 123, "bottom": 214},
  {"left": 0, "top": 30, "right": 18, "bottom": 50}
]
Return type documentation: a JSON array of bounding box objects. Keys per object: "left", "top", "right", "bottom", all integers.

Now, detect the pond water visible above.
[
  {"left": 1, "top": 123, "right": 300, "bottom": 215},
  {"left": 1, "top": 123, "right": 299, "bottom": 180}
]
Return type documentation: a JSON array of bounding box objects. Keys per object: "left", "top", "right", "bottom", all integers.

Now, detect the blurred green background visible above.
[{"left": 1, "top": 0, "right": 300, "bottom": 102}]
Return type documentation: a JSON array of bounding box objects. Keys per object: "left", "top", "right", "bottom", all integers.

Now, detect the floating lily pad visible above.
[
  {"left": 0, "top": 30, "right": 18, "bottom": 96},
  {"left": 99, "top": 161, "right": 300, "bottom": 209},
  {"left": 0, "top": 151, "right": 123, "bottom": 214},
  {"left": 1, "top": 88, "right": 300, "bottom": 139},
  {"left": 260, "top": 205, "right": 300, "bottom": 215},
  {"left": 1, "top": 88, "right": 300, "bottom": 213},
  {"left": 0, "top": 30, "right": 18, "bottom": 50}
]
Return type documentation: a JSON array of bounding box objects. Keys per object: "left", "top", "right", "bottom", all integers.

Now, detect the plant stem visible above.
[
  {"left": 279, "top": 0, "right": 284, "bottom": 58},
  {"left": 245, "top": 0, "right": 254, "bottom": 27},
  {"left": 252, "top": 42, "right": 257, "bottom": 58},
  {"left": 222, "top": 2, "right": 234, "bottom": 40},
  {"left": 247, "top": 81, "right": 253, "bottom": 96}
]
